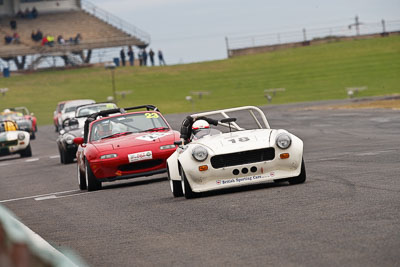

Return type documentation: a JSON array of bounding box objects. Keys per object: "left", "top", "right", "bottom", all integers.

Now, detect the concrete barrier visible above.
[{"left": 0, "top": 205, "right": 87, "bottom": 267}]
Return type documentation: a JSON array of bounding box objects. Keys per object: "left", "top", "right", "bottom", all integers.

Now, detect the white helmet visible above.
[{"left": 192, "top": 119, "right": 210, "bottom": 135}]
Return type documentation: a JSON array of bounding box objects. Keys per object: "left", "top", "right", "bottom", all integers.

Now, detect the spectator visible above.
[
  {"left": 74, "top": 33, "right": 81, "bottom": 44},
  {"left": 41, "top": 36, "right": 48, "bottom": 46},
  {"left": 120, "top": 48, "right": 126, "bottom": 66},
  {"left": 13, "top": 32, "right": 20, "bottom": 44},
  {"left": 10, "top": 20, "right": 17, "bottom": 30},
  {"left": 57, "top": 35, "right": 65, "bottom": 44},
  {"left": 127, "top": 46, "right": 134, "bottom": 66},
  {"left": 149, "top": 49, "right": 155, "bottom": 66},
  {"left": 4, "top": 35, "right": 13, "bottom": 44},
  {"left": 48, "top": 35, "right": 55, "bottom": 46},
  {"left": 16, "top": 9, "right": 24, "bottom": 18},
  {"left": 158, "top": 50, "right": 166, "bottom": 66},
  {"left": 23, "top": 8, "right": 30, "bottom": 18},
  {"left": 138, "top": 51, "right": 143, "bottom": 66},
  {"left": 31, "top": 7, "right": 38, "bottom": 19},
  {"left": 142, "top": 49, "right": 148, "bottom": 66},
  {"left": 31, "top": 29, "right": 43, "bottom": 42}
]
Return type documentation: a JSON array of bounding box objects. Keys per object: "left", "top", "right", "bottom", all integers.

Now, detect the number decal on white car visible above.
[{"left": 226, "top": 137, "right": 250, "bottom": 143}]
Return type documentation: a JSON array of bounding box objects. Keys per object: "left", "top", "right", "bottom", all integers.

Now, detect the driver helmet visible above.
[
  {"left": 192, "top": 119, "right": 210, "bottom": 135},
  {"left": 98, "top": 120, "right": 112, "bottom": 137}
]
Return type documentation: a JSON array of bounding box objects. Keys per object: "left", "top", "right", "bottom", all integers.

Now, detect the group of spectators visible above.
[
  {"left": 4, "top": 33, "right": 20, "bottom": 45},
  {"left": 16, "top": 7, "right": 39, "bottom": 19},
  {"left": 4, "top": 6, "right": 82, "bottom": 47},
  {"left": 33, "top": 32, "right": 82, "bottom": 47},
  {"left": 119, "top": 47, "right": 166, "bottom": 67},
  {"left": 3, "top": 8, "right": 36, "bottom": 45}
]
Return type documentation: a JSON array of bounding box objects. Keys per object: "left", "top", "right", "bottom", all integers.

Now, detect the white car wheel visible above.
[
  {"left": 181, "top": 178, "right": 185, "bottom": 195},
  {"left": 170, "top": 179, "right": 183, "bottom": 197},
  {"left": 180, "top": 166, "right": 197, "bottom": 199}
]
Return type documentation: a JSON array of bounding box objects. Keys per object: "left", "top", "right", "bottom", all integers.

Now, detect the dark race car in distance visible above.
[
  {"left": 73, "top": 105, "right": 180, "bottom": 191},
  {"left": 56, "top": 102, "right": 118, "bottom": 164}
]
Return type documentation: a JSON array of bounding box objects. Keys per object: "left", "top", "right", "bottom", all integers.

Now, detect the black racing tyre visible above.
[
  {"left": 64, "top": 149, "right": 74, "bottom": 164},
  {"left": 85, "top": 159, "right": 102, "bottom": 191},
  {"left": 77, "top": 163, "right": 87, "bottom": 190},
  {"left": 20, "top": 144, "right": 32, "bottom": 158},
  {"left": 170, "top": 179, "right": 184, "bottom": 197},
  {"left": 288, "top": 159, "right": 306, "bottom": 185},
  {"left": 59, "top": 146, "right": 65, "bottom": 164},
  {"left": 168, "top": 164, "right": 183, "bottom": 197},
  {"left": 180, "top": 166, "right": 198, "bottom": 199}
]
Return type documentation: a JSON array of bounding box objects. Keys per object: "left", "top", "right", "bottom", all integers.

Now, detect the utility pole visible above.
[
  {"left": 302, "top": 28, "right": 307, "bottom": 42},
  {"left": 381, "top": 19, "right": 386, "bottom": 34},
  {"left": 348, "top": 15, "right": 362, "bottom": 36},
  {"left": 225, "top": 37, "right": 230, "bottom": 58}
]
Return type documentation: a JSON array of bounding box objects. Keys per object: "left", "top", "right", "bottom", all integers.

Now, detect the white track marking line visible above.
[
  {"left": 35, "top": 192, "right": 91, "bottom": 201},
  {"left": 308, "top": 149, "right": 396, "bottom": 162},
  {"left": 35, "top": 195, "right": 57, "bottom": 201},
  {"left": 0, "top": 163, "right": 10, "bottom": 167},
  {"left": 0, "top": 189, "right": 80, "bottom": 203},
  {"left": 49, "top": 155, "right": 60, "bottom": 159},
  {"left": 25, "top": 158, "right": 39, "bottom": 162}
]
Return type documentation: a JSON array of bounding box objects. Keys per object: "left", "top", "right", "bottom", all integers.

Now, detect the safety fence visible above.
[
  {"left": 226, "top": 19, "right": 400, "bottom": 53},
  {"left": 81, "top": 0, "right": 151, "bottom": 45}
]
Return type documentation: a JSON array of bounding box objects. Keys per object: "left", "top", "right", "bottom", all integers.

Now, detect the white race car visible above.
[
  {"left": 0, "top": 120, "right": 32, "bottom": 158},
  {"left": 167, "top": 106, "right": 306, "bottom": 199}
]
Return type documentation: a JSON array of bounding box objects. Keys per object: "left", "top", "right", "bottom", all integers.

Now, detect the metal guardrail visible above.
[{"left": 81, "top": 0, "right": 151, "bottom": 46}]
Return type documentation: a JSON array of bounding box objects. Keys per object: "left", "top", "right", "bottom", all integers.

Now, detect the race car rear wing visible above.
[
  {"left": 191, "top": 106, "right": 270, "bottom": 130},
  {"left": 82, "top": 105, "right": 159, "bottom": 143},
  {"left": 179, "top": 106, "right": 270, "bottom": 142},
  {"left": 123, "top": 105, "right": 159, "bottom": 112}
]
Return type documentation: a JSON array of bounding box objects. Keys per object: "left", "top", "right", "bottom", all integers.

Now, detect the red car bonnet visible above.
[{"left": 91, "top": 130, "right": 177, "bottom": 152}]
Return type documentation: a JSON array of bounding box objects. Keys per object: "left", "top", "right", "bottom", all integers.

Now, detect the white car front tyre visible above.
[{"left": 180, "top": 166, "right": 198, "bottom": 199}]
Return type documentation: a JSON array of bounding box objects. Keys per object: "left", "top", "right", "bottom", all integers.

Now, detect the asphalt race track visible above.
[{"left": 1, "top": 100, "right": 399, "bottom": 266}]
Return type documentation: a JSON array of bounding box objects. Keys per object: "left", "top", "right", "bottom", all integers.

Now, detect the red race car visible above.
[
  {"left": 74, "top": 105, "right": 180, "bottom": 191},
  {"left": 53, "top": 101, "right": 68, "bottom": 132}
]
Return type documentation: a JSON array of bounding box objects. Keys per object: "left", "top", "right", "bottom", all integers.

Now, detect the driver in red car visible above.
[{"left": 96, "top": 121, "right": 113, "bottom": 139}]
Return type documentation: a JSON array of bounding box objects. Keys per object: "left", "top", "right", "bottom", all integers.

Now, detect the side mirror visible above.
[
  {"left": 73, "top": 137, "right": 84, "bottom": 145},
  {"left": 174, "top": 140, "right": 182, "bottom": 146},
  {"left": 220, "top": 118, "right": 237, "bottom": 123}
]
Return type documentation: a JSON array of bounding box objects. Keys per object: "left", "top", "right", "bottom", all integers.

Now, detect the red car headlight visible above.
[{"left": 100, "top": 153, "right": 118, "bottom": 159}]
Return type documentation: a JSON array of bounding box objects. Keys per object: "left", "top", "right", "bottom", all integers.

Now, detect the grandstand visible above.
[{"left": 0, "top": 0, "right": 150, "bottom": 70}]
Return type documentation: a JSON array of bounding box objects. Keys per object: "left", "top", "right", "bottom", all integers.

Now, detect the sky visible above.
[{"left": 90, "top": 0, "right": 399, "bottom": 65}]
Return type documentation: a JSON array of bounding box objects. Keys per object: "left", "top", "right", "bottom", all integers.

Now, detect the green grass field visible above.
[{"left": 1, "top": 35, "right": 399, "bottom": 125}]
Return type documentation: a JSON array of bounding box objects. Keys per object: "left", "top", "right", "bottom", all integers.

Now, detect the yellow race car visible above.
[{"left": 0, "top": 120, "right": 32, "bottom": 158}]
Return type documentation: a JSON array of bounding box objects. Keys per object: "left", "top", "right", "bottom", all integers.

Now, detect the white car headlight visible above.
[
  {"left": 192, "top": 146, "right": 208, "bottom": 161},
  {"left": 65, "top": 134, "right": 75, "bottom": 145},
  {"left": 276, "top": 133, "right": 292, "bottom": 149},
  {"left": 18, "top": 133, "right": 25, "bottom": 140},
  {"left": 100, "top": 153, "right": 118, "bottom": 159}
]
